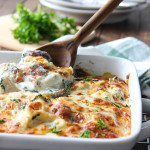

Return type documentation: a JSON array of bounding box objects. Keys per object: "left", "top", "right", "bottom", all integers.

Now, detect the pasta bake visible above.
[{"left": 0, "top": 50, "right": 130, "bottom": 138}]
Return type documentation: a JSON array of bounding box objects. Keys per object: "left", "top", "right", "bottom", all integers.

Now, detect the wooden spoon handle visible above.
[{"left": 73, "top": 0, "right": 123, "bottom": 46}]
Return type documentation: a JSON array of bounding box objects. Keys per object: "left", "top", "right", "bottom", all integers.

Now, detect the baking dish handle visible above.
[{"left": 137, "top": 98, "right": 150, "bottom": 142}]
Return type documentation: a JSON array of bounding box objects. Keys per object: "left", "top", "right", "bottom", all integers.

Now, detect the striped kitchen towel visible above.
[{"left": 95, "top": 37, "right": 150, "bottom": 98}]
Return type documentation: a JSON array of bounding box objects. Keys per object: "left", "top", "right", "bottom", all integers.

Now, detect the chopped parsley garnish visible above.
[
  {"left": 80, "top": 129, "right": 90, "bottom": 138},
  {"left": 10, "top": 99, "right": 19, "bottom": 103},
  {"left": 4, "top": 64, "right": 19, "bottom": 73},
  {"left": 125, "top": 104, "right": 129, "bottom": 108},
  {"left": 30, "top": 64, "right": 39, "bottom": 69},
  {"left": 111, "top": 102, "right": 123, "bottom": 108},
  {"left": 120, "top": 96, "right": 124, "bottom": 100},
  {"left": 0, "top": 119, "right": 5, "bottom": 123},
  {"left": 51, "top": 94, "right": 57, "bottom": 99},
  {"left": 62, "top": 79, "right": 72, "bottom": 94},
  {"left": 11, "top": 65, "right": 19, "bottom": 72},
  {"left": 104, "top": 96, "right": 109, "bottom": 100},
  {"left": 85, "top": 100, "right": 89, "bottom": 106},
  {"left": 97, "top": 119, "right": 107, "bottom": 129},
  {"left": 50, "top": 126, "right": 62, "bottom": 134},
  {"left": 0, "top": 79, "right": 5, "bottom": 91},
  {"left": 83, "top": 78, "right": 98, "bottom": 81},
  {"left": 92, "top": 79, "right": 99, "bottom": 81},
  {"left": 95, "top": 110, "right": 98, "bottom": 112},
  {"left": 99, "top": 107, "right": 103, "bottom": 109},
  {"left": 23, "top": 87, "right": 39, "bottom": 93},
  {"left": 20, "top": 105, "right": 26, "bottom": 109},
  {"left": 31, "top": 94, "right": 50, "bottom": 102},
  {"left": 101, "top": 134, "right": 105, "bottom": 137},
  {"left": 84, "top": 78, "right": 91, "bottom": 81},
  {"left": 32, "top": 113, "right": 40, "bottom": 120},
  {"left": 12, "top": 4, "right": 77, "bottom": 43}
]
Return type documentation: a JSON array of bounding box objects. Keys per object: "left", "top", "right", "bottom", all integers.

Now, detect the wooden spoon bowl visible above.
[{"left": 36, "top": 0, "right": 123, "bottom": 67}]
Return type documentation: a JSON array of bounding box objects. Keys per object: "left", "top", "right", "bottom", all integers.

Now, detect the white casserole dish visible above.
[{"left": 0, "top": 51, "right": 150, "bottom": 150}]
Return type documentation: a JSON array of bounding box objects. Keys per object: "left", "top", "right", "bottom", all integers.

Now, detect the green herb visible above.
[
  {"left": 125, "top": 104, "right": 129, "bottom": 108},
  {"left": 92, "top": 79, "right": 99, "bottom": 81},
  {"left": 96, "top": 133, "right": 99, "bottom": 136},
  {"left": 41, "top": 96, "right": 50, "bottom": 102},
  {"left": 11, "top": 65, "right": 19, "bottom": 72},
  {"left": 0, "top": 79, "right": 5, "bottom": 91},
  {"left": 101, "top": 134, "right": 105, "bottom": 137},
  {"left": 85, "top": 100, "right": 89, "bottom": 106},
  {"left": 87, "top": 93, "right": 91, "bottom": 95},
  {"left": 99, "top": 107, "right": 103, "bottom": 109},
  {"left": 80, "top": 129, "right": 90, "bottom": 138},
  {"left": 62, "top": 79, "right": 72, "bottom": 94},
  {"left": 10, "top": 99, "right": 19, "bottom": 103},
  {"left": 0, "top": 120, "right": 5, "bottom": 123},
  {"left": 0, "top": 119, "right": 5, "bottom": 123},
  {"left": 104, "top": 96, "right": 109, "bottom": 100},
  {"left": 5, "top": 64, "right": 19, "bottom": 72},
  {"left": 31, "top": 94, "right": 50, "bottom": 102},
  {"left": 31, "top": 95, "right": 40, "bottom": 102},
  {"left": 32, "top": 113, "right": 40, "bottom": 120},
  {"left": 111, "top": 102, "right": 123, "bottom": 108},
  {"left": 26, "top": 89, "right": 39, "bottom": 93},
  {"left": 51, "top": 94, "right": 57, "bottom": 99},
  {"left": 12, "top": 4, "right": 77, "bottom": 43},
  {"left": 83, "top": 78, "right": 98, "bottom": 81},
  {"left": 50, "top": 126, "right": 62, "bottom": 134},
  {"left": 37, "top": 81, "right": 41, "bottom": 87},
  {"left": 97, "top": 119, "right": 107, "bottom": 129},
  {"left": 23, "top": 87, "right": 39, "bottom": 93},
  {"left": 30, "top": 64, "right": 39, "bottom": 69},
  {"left": 20, "top": 105, "right": 26, "bottom": 109},
  {"left": 84, "top": 78, "right": 91, "bottom": 81},
  {"left": 4, "top": 64, "right": 10, "bottom": 71},
  {"left": 120, "top": 96, "right": 124, "bottom": 100},
  {"left": 95, "top": 110, "right": 98, "bottom": 112}
]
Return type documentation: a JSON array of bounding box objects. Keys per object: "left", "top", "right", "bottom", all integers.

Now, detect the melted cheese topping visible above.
[
  {"left": 0, "top": 54, "right": 73, "bottom": 94},
  {"left": 0, "top": 50, "right": 131, "bottom": 139}
]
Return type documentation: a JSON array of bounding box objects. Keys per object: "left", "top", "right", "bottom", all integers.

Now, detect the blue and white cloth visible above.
[
  {"left": 95, "top": 37, "right": 150, "bottom": 98},
  {"left": 55, "top": 35, "right": 150, "bottom": 98}
]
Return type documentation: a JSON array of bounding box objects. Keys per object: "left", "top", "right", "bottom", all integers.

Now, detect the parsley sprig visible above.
[
  {"left": 80, "top": 129, "right": 90, "bottom": 138},
  {"left": 111, "top": 102, "right": 123, "bottom": 108},
  {"left": 97, "top": 119, "right": 107, "bottom": 129},
  {"left": 12, "top": 4, "right": 77, "bottom": 43},
  {"left": 50, "top": 126, "right": 62, "bottom": 134}
]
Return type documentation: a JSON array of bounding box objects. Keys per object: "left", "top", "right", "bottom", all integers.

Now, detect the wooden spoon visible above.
[{"left": 36, "top": 0, "right": 123, "bottom": 67}]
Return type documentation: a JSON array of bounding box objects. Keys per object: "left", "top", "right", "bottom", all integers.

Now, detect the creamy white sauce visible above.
[{"left": 0, "top": 53, "right": 73, "bottom": 94}]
